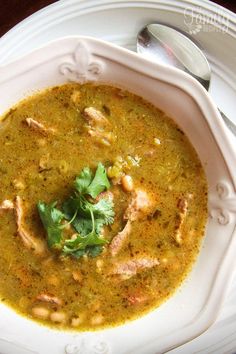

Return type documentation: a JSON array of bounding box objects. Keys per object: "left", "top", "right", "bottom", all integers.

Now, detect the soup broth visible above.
[{"left": 0, "top": 83, "right": 208, "bottom": 330}]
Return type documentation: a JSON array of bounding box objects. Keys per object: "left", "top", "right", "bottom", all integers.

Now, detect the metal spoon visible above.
[{"left": 137, "top": 23, "right": 236, "bottom": 135}]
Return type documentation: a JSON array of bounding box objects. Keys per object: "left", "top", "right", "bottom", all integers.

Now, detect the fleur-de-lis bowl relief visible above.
[{"left": 0, "top": 36, "right": 236, "bottom": 354}]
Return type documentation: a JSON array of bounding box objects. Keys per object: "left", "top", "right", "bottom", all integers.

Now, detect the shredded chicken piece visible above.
[
  {"left": 111, "top": 258, "right": 159, "bottom": 277},
  {"left": 124, "top": 189, "right": 154, "bottom": 222},
  {"left": 12, "top": 179, "right": 25, "bottom": 190},
  {"left": 15, "top": 196, "right": 46, "bottom": 255},
  {"left": 25, "top": 118, "right": 55, "bottom": 135},
  {"left": 127, "top": 293, "right": 149, "bottom": 305},
  {"left": 0, "top": 199, "right": 46, "bottom": 255},
  {"left": 109, "top": 220, "right": 131, "bottom": 257},
  {"left": 0, "top": 199, "right": 14, "bottom": 210},
  {"left": 88, "top": 129, "right": 115, "bottom": 146},
  {"left": 72, "top": 270, "right": 83, "bottom": 283},
  {"left": 178, "top": 198, "right": 188, "bottom": 214},
  {"left": 84, "top": 107, "right": 110, "bottom": 128},
  {"left": 36, "top": 293, "right": 63, "bottom": 306},
  {"left": 109, "top": 189, "right": 156, "bottom": 257},
  {"left": 83, "top": 107, "right": 115, "bottom": 146},
  {"left": 174, "top": 198, "right": 188, "bottom": 245}
]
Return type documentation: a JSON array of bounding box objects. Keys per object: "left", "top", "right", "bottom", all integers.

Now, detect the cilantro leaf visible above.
[
  {"left": 67, "top": 249, "right": 86, "bottom": 259},
  {"left": 64, "top": 245, "right": 103, "bottom": 259},
  {"left": 72, "top": 216, "right": 104, "bottom": 236},
  {"left": 63, "top": 230, "right": 106, "bottom": 251},
  {"left": 37, "top": 201, "right": 64, "bottom": 248},
  {"left": 72, "top": 216, "right": 93, "bottom": 236},
  {"left": 75, "top": 163, "right": 110, "bottom": 199},
  {"left": 62, "top": 196, "right": 79, "bottom": 219},
  {"left": 87, "top": 245, "right": 103, "bottom": 257},
  {"left": 63, "top": 196, "right": 93, "bottom": 235},
  {"left": 63, "top": 208, "right": 107, "bottom": 255},
  {"left": 87, "top": 162, "right": 110, "bottom": 198},
  {"left": 62, "top": 195, "right": 114, "bottom": 234},
  {"left": 76, "top": 196, "right": 114, "bottom": 225},
  {"left": 63, "top": 230, "right": 107, "bottom": 254},
  {"left": 91, "top": 199, "right": 114, "bottom": 225},
  {"left": 74, "top": 167, "right": 93, "bottom": 194}
]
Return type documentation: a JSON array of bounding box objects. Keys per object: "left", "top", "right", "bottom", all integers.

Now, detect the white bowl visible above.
[{"left": 0, "top": 36, "right": 236, "bottom": 354}]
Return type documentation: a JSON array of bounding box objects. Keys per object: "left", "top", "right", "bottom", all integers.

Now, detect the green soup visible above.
[{"left": 0, "top": 83, "right": 208, "bottom": 330}]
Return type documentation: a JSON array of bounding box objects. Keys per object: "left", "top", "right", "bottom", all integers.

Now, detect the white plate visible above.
[{"left": 0, "top": 1, "right": 236, "bottom": 353}]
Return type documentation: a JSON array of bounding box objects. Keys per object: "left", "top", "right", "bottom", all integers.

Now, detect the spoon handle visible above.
[{"left": 219, "top": 110, "right": 236, "bottom": 136}]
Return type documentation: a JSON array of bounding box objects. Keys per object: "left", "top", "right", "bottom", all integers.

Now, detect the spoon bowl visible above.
[
  {"left": 137, "top": 23, "right": 236, "bottom": 135},
  {"left": 137, "top": 24, "right": 211, "bottom": 90}
]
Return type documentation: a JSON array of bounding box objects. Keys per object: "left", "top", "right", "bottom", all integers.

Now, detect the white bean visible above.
[
  {"left": 71, "top": 312, "right": 86, "bottom": 327},
  {"left": 32, "top": 306, "right": 50, "bottom": 320},
  {"left": 50, "top": 311, "right": 66, "bottom": 323},
  {"left": 121, "top": 175, "right": 133, "bottom": 192},
  {"left": 90, "top": 314, "right": 104, "bottom": 325},
  {"left": 71, "top": 317, "right": 83, "bottom": 327}
]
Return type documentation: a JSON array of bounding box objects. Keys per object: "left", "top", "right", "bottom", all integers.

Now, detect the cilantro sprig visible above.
[
  {"left": 37, "top": 163, "right": 114, "bottom": 259},
  {"left": 63, "top": 207, "right": 107, "bottom": 258},
  {"left": 37, "top": 201, "right": 64, "bottom": 248},
  {"left": 74, "top": 162, "right": 110, "bottom": 198}
]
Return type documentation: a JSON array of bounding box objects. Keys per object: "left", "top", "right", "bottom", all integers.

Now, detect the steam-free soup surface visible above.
[{"left": 0, "top": 83, "right": 207, "bottom": 330}]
